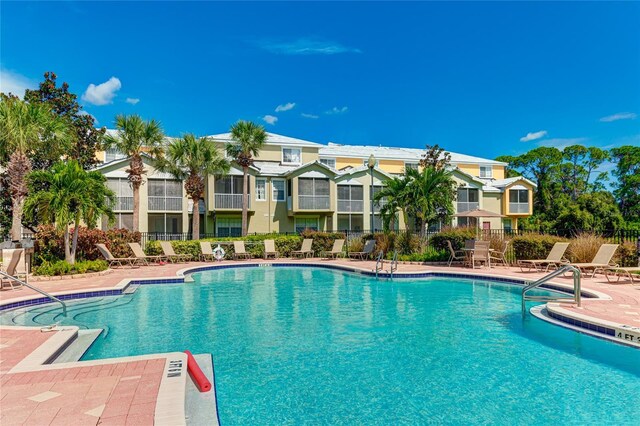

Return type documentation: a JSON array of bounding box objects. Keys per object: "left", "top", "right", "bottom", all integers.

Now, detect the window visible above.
[
  {"left": 337, "top": 185, "right": 364, "bottom": 212},
  {"left": 105, "top": 147, "right": 125, "bottom": 163},
  {"left": 503, "top": 218, "right": 512, "bottom": 232},
  {"left": 295, "top": 217, "right": 319, "bottom": 233},
  {"left": 480, "top": 166, "right": 493, "bottom": 178},
  {"left": 509, "top": 189, "right": 529, "bottom": 213},
  {"left": 217, "top": 217, "right": 242, "bottom": 237},
  {"left": 405, "top": 162, "right": 419, "bottom": 172},
  {"left": 272, "top": 179, "right": 285, "bottom": 201},
  {"left": 215, "top": 176, "right": 244, "bottom": 194},
  {"left": 107, "top": 178, "right": 133, "bottom": 211},
  {"left": 256, "top": 179, "right": 266, "bottom": 201},
  {"left": 282, "top": 148, "right": 302, "bottom": 164},
  {"left": 148, "top": 179, "right": 182, "bottom": 211},
  {"left": 337, "top": 214, "right": 363, "bottom": 232},
  {"left": 298, "top": 178, "right": 330, "bottom": 209},
  {"left": 102, "top": 213, "right": 133, "bottom": 230},
  {"left": 148, "top": 213, "right": 182, "bottom": 233},
  {"left": 319, "top": 158, "right": 336, "bottom": 168},
  {"left": 371, "top": 185, "right": 386, "bottom": 213},
  {"left": 457, "top": 188, "right": 479, "bottom": 212},
  {"left": 214, "top": 176, "right": 249, "bottom": 209}
]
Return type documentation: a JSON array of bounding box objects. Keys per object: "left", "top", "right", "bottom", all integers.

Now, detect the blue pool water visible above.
[{"left": 3, "top": 267, "right": 639, "bottom": 424}]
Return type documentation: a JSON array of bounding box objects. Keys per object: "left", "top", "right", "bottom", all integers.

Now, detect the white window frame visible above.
[
  {"left": 282, "top": 147, "right": 302, "bottom": 165},
  {"left": 404, "top": 162, "right": 419, "bottom": 172},
  {"left": 479, "top": 165, "right": 493, "bottom": 178},
  {"left": 319, "top": 157, "right": 336, "bottom": 168},
  {"left": 272, "top": 179, "right": 286, "bottom": 202},
  {"left": 256, "top": 178, "right": 266, "bottom": 201}
]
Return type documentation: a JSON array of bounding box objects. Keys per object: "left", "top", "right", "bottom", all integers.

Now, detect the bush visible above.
[
  {"left": 614, "top": 242, "right": 638, "bottom": 267},
  {"left": 348, "top": 238, "right": 364, "bottom": 253},
  {"left": 511, "top": 233, "right": 566, "bottom": 260},
  {"left": 34, "top": 259, "right": 108, "bottom": 276},
  {"left": 395, "top": 231, "right": 421, "bottom": 255},
  {"left": 430, "top": 227, "right": 477, "bottom": 251},
  {"left": 396, "top": 246, "right": 448, "bottom": 262},
  {"left": 300, "top": 230, "right": 346, "bottom": 254},
  {"left": 567, "top": 233, "right": 607, "bottom": 263}
]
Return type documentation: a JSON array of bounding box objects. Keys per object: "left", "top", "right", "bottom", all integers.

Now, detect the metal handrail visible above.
[
  {"left": 375, "top": 250, "right": 384, "bottom": 278},
  {"left": 0, "top": 271, "right": 67, "bottom": 317},
  {"left": 521, "top": 265, "right": 581, "bottom": 316},
  {"left": 390, "top": 251, "right": 398, "bottom": 279}
]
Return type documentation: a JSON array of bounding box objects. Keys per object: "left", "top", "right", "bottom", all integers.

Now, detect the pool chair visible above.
[
  {"left": 349, "top": 239, "right": 376, "bottom": 260},
  {"left": 96, "top": 244, "right": 139, "bottom": 269},
  {"left": 603, "top": 266, "right": 640, "bottom": 284},
  {"left": 322, "top": 239, "right": 345, "bottom": 259},
  {"left": 233, "top": 241, "right": 252, "bottom": 260},
  {"left": 446, "top": 240, "right": 465, "bottom": 266},
  {"left": 469, "top": 241, "right": 491, "bottom": 269},
  {"left": 263, "top": 239, "right": 279, "bottom": 259},
  {"left": 1, "top": 249, "right": 24, "bottom": 290},
  {"left": 569, "top": 244, "right": 619, "bottom": 278},
  {"left": 200, "top": 242, "right": 215, "bottom": 261},
  {"left": 128, "top": 242, "right": 166, "bottom": 265},
  {"left": 490, "top": 240, "right": 510, "bottom": 267},
  {"left": 292, "top": 239, "right": 314, "bottom": 258},
  {"left": 159, "top": 241, "right": 192, "bottom": 263},
  {"left": 517, "top": 242, "right": 570, "bottom": 272}
]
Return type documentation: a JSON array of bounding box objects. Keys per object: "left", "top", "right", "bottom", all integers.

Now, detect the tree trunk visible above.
[
  {"left": 132, "top": 182, "right": 140, "bottom": 232},
  {"left": 192, "top": 198, "right": 200, "bottom": 240},
  {"left": 8, "top": 152, "right": 31, "bottom": 241},
  {"left": 70, "top": 217, "right": 80, "bottom": 265},
  {"left": 10, "top": 197, "right": 24, "bottom": 241},
  {"left": 64, "top": 225, "right": 72, "bottom": 264},
  {"left": 241, "top": 166, "right": 248, "bottom": 236}
]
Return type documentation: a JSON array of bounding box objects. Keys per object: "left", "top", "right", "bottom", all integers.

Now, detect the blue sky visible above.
[{"left": 1, "top": 1, "right": 639, "bottom": 160}]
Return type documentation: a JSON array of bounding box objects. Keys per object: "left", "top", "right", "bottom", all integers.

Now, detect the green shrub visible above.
[
  {"left": 614, "top": 242, "right": 638, "bottom": 267},
  {"left": 395, "top": 231, "right": 421, "bottom": 255},
  {"left": 300, "top": 230, "right": 346, "bottom": 254},
  {"left": 429, "top": 226, "right": 477, "bottom": 251},
  {"left": 34, "top": 259, "right": 108, "bottom": 276},
  {"left": 511, "top": 233, "right": 566, "bottom": 260},
  {"left": 396, "top": 247, "right": 448, "bottom": 262}
]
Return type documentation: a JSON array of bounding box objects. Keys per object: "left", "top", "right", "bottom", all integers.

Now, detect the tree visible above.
[
  {"left": 225, "top": 120, "right": 267, "bottom": 236},
  {"left": 610, "top": 145, "right": 640, "bottom": 225},
  {"left": 406, "top": 167, "right": 457, "bottom": 233},
  {"left": 373, "top": 176, "right": 411, "bottom": 231},
  {"left": 159, "top": 134, "right": 230, "bottom": 239},
  {"left": 24, "top": 72, "right": 105, "bottom": 170},
  {"left": 554, "top": 191, "right": 624, "bottom": 232},
  {"left": 103, "top": 114, "right": 165, "bottom": 232},
  {"left": 419, "top": 144, "right": 451, "bottom": 171},
  {"left": 560, "top": 145, "right": 609, "bottom": 199},
  {"left": 0, "top": 97, "right": 71, "bottom": 240},
  {"left": 23, "top": 161, "right": 115, "bottom": 264}
]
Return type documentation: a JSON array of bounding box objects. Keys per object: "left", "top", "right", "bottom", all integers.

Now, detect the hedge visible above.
[
  {"left": 511, "top": 234, "right": 566, "bottom": 260},
  {"left": 33, "top": 259, "right": 109, "bottom": 276},
  {"left": 429, "top": 227, "right": 477, "bottom": 251}
]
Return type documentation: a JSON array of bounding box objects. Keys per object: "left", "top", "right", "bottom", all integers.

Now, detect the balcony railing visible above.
[
  {"left": 338, "top": 199, "right": 364, "bottom": 213},
  {"left": 509, "top": 203, "right": 529, "bottom": 214},
  {"left": 298, "top": 195, "right": 330, "bottom": 210},
  {"left": 113, "top": 197, "right": 133, "bottom": 211},
  {"left": 215, "top": 194, "right": 250, "bottom": 210},
  {"left": 148, "top": 197, "right": 183, "bottom": 211},
  {"left": 457, "top": 202, "right": 479, "bottom": 213}
]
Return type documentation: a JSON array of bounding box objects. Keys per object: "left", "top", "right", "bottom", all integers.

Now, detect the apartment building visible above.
[{"left": 95, "top": 132, "right": 536, "bottom": 235}]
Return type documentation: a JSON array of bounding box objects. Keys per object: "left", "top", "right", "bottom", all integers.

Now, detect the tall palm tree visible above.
[
  {"left": 159, "top": 134, "right": 230, "bottom": 239},
  {"left": 373, "top": 176, "right": 411, "bottom": 231},
  {"left": 225, "top": 121, "right": 267, "bottom": 236},
  {"left": 406, "top": 167, "right": 456, "bottom": 233},
  {"left": 0, "top": 97, "right": 71, "bottom": 240},
  {"left": 24, "top": 160, "right": 115, "bottom": 264},
  {"left": 103, "top": 114, "right": 165, "bottom": 232}
]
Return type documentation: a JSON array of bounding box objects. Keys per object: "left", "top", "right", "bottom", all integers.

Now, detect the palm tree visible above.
[
  {"left": 24, "top": 160, "right": 115, "bottom": 264},
  {"left": 225, "top": 121, "right": 267, "bottom": 236},
  {"left": 159, "top": 134, "right": 230, "bottom": 239},
  {"left": 103, "top": 114, "right": 165, "bottom": 232},
  {"left": 373, "top": 176, "right": 411, "bottom": 231},
  {"left": 406, "top": 167, "right": 456, "bottom": 233},
  {"left": 0, "top": 97, "right": 71, "bottom": 240}
]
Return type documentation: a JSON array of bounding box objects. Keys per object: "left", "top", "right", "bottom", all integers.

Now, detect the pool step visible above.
[
  {"left": 51, "top": 329, "right": 103, "bottom": 363},
  {"left": 123, "top": 284, "right": 140, "bottom": 294}
]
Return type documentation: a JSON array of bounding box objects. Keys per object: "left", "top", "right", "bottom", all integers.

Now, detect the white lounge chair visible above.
[
  {"left": 160, "top": 241, "right": 192, "bottom": 263},
  {"left": 518, "top": 242, "right": 570, "bottom": 272},
  {"left": 96, "top": 244, "right": 139, "bottom": 268},
  {"left": 569, "top": 244, "right": 619, "bottom": 278},
  {"left": 322, "top": 239, "right": 345, "bottom": 259},
  {"left": 128, "top": 242, "right": 166, "bottom": 265},
  {"left": 263, "top": 240, "right": 279, "bottom": 259},
  {"left": 349, "top": 240, "right": 376, "bottom": 260},
  {"left": 233, "top": 241, "right": 252, "bottom": 260},
  {"left": 200, "top": 242, "right": 215, "bottom": 261},
  {"left": 292, "top": 239, "right": 314, "bottom": 258},
  {"left": 1, "top": 249, "right": 24, "bottom": 290}
]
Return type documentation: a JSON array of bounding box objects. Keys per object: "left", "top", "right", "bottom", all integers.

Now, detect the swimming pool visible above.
[{"left": 3, "top": 267, "right": 639, "bottom": 424}]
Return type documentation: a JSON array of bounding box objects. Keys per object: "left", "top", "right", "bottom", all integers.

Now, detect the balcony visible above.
[
  {"left": 148, "top": 197, "right": 183, "bottom": 211},
  {"left": 299, "top": 195, "right": 330, "bottom": 210},
  {"left": 214, "top": 194, "right": 250, "bottom": 210},
  {"left": 338, "top": 199, "right": 364, "bottom": 213},
  {"left": 509, "top": 202, "right": 529, "bottom": 214},
  {"left": 457, "top": 202, "right": 479, "bottom": 213},
  {"left": 113, "top": 197, "right": 133, "bottom": 211}
]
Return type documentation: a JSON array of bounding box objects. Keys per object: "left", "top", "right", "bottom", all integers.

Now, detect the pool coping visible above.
[{"left": 1, "top": 261, "right": 635, "bottom": 350}]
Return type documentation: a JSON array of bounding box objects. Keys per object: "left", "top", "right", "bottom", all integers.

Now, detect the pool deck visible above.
[{"left": 1, "top": 259, "right": 638, "bottom": 424}]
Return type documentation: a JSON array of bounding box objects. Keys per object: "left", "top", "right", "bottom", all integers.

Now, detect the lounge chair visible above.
[
  {"left": 159, "top": 241, "right": 192, "bottom": 263},
  {"left": 96, "top": 244, "right": 139, "bottom": 268},
  {"left": 569, "top": 244, "right": 619, "bottom": 278},
  {"left": 1, "top": 249, "right": 24, "bottom": 290},
  {"left": 263, "top": 240, "right": 279, "bottom": 259},
  {"left": 128, "top": 242, "right": 166, "bottom": 265},
  {"left": 349, "top": 239, "right": 376, "bottom": 260},
  {"left": 292, "top": 239, "right": 314, "bottom": 258},
  {"left": 490, "top": 240, "right": 510, "bottom": 267},
  {"left": 469, "top": 241, "right": 491, "bottom": 269},
  {"left": 233, "top": 241, "right": 252, "bottom": 260},
  {"left": 321, "top": 239, "right": 345, "bottom": 259},
  {"left": 604, "top": 266, "right": 640, "bottom": 284},
  {"left": 447, "top": 240, "right": 465, "bottom": 266},
  {"left": 200, "top": 242, "right": 215, "bottom": 261},
  {"left": 517, "top": 242, "right": 570, "bottom": 272}
]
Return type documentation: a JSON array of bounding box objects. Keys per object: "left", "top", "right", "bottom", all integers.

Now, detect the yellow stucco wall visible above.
[{"left": 502, "top": 181, "right": 535, "bottom": 216}]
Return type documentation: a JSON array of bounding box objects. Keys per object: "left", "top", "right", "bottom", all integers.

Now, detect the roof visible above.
[
  {"left": 207, "top": 132, "right": 323, "bottom": 148},
  {"left": 336, "top": 165, "right": 393, "bottom": 180},
  {"left": 488, "top": 176, "right": 537, "bottom": 188},
  {"left": 319, "top": 142, "right": 507, "bottom": 166},
  {"left": 252, "top": 161, "right": 298, "bottom": 176}
]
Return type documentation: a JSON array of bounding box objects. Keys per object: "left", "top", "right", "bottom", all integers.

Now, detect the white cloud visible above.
[
  {"left": 275, "top": 102, "right": 295, "bottom": 112},
  {"left": 519, "top": 130, "right": 548, "bottom": 142},
  {"left": 599, "top": 112, "right": 637, "bottom": 122},
  {"left": 262, "top": 115, "right": 278, "bottom": 125},
  {"left": 81, "top": 77, "right": 121, "bottom": 105},
  {"left": 77, "top": 110, "right": 98, "bottom": 124},
  {"left": 325, "top": 106, "right": 348, "bottom": 115},
  {"left": 301, "top": 113, "right": 319, "bottom": 119},
  {"left": 125, "top": 97, "right": 140, "bottom": 105},
  {"left": 257, "top": 38, "right": 361, "bottom": 55},
  {"left": 0, "top": 68, "right": 36, "bottom": 98}
]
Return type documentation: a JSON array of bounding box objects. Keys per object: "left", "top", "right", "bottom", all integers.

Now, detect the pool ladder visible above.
[
  {"left": 521, "top": 265, "right": 581, "bottom": 316},
  {"left": 0, "top": 271, "right": 68, "bottom": 317},
  {"left": 375, "top": 251, "right": 398, "bottom": 279}
]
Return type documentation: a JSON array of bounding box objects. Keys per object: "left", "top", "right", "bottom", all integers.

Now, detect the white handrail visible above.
[
  {"left": 0, "top": 271, "right": 67, "bottom": 317},
  {"left": 521, "top": 265, "right": 581, "bottom": 315}
]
